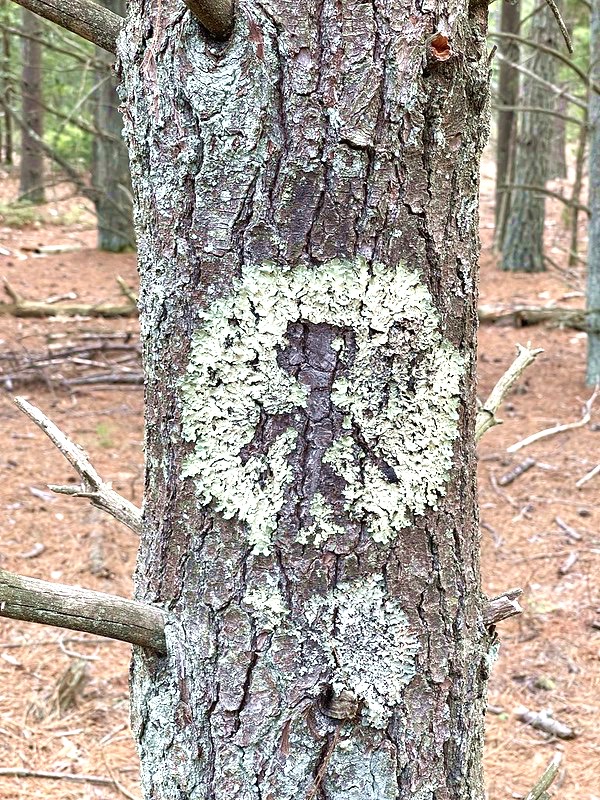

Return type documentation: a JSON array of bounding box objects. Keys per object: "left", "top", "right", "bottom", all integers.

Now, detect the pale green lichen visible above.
[
  {"left": 243, "top": 579, "right": 289, "bottom": 630},
  {"left": 180, "top": 258, "right": 464, "bottom": 553},
  {"left": 307, "top": 575, "right": 420, "bottom": 728}
]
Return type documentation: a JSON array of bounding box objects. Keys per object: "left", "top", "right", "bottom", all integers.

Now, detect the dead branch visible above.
[
  {"left": 515, "top": 706, "right": 576, "bottom": 740},
  {"left": 497, "top": 183, "right": 590, "bottom": 215},
  {"left": 15, "top": 396, "right": 142, "bottom": 534},
  {"left": 494, "top": 52, "right": 586, "bottom": 110},
  {"left": 476, "top": 344, "right": 543, "bottom": 441},
  {"left": 484, "top": 587, "right": 523, "bottom": 626},
  {"left": 6, "top": 0, "right": 123, "bottom": 53},
  {"left": 1, "top": 279, "right": 137, "bottom": 318},
  {"left": 492, "top": 102, "right": 585, "bottom": 127},
  {"left": 523, "top": 753, "right": 563, "bottom": 800},
  {"left": 498, "top": 457, "right": 536, "bottom": 486},
  {"left": 0, "top": 568, "right": 166, "bottom": 652},
  {"left": 478, "top": 304, "right": 589, "bottom": 330},
  {"left": 0, "top": 767, "right": 125, "bottom": 786},
  {"left": 508, "top": 388, "right": 598, "bottom": 453}
]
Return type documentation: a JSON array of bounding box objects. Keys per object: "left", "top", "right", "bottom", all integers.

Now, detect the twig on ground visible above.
[
  {"left": 0, "top": 767, "right": 135, "bottom": 793},
  {"left": 1, "top": 279, "right": 137, "bottom": 318},
  {"left": 476, "top": 344, "right": 543, "bottom": 441},
  {"left": 507, "top": 388, "right": 598, "bottom": 453},
  {"left": 515, "top": 706, "right": 576, "bottom": 740},
  {"left": 554, "top": 516, "right": 582, "bottom": 541},
  {"left": 14, "top": 397, "right": 141, "bottom": 534},
  {"left": 498, "top": 457, "right": 537, "bottom": 486},
  {"left": 576, "top": 463, "right": 600, "bottom": 489},
  {"left": 558, "top": 551, "right": 579, "bottom": 576}
]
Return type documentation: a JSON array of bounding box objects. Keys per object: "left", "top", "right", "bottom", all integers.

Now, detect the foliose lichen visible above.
[
  {"left": 307, "top": 575, "right": 420, "bottom": 728},
  {"left": 180, "top": 258, "right": 464, "bottom": 553}
]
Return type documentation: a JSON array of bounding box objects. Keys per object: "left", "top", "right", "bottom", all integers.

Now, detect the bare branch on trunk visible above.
[
  {"left": 476, "top": 344, "right": 543, "bottom": 441},
  {"left": 7, "top": 0, "right": 123, "bottom": 54},
  {"left": 484, "top": 587, "right": 523, "bottom": 626},
  {"left": 0, "top": 568, "right": 166, "bottom": 652},
  {"left": 14, "top": 396, "right": 142, "bottom": 534}
]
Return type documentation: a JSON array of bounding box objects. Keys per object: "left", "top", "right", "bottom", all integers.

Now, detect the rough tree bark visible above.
[
  {"left": 587, "top": 0, "right": 600, "bottom": 383},
  {"left": 19, "top": 7, "right": 44, "bottom": 202},
  {"left": 91, "top": 0, "right": 135, "bottom": 251},
  {"left": 501, "top": 3, "right": 560, "bottom": 272},
  {"left": 494, "top": 0, "right": 519, "bottom": 248},
  {"left": 116, "top": 1, "right": 493, "bottom": 798}
]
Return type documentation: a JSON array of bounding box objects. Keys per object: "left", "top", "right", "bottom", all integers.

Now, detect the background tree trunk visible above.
[
  {"left": 19, "top": 7, "right": 44, "bottom": 202},
  {"left": 0, "top": 2, "right": 13, "bottom": 165},
  {"left": 494, "top": 0, "right": 520, "bottom": 248},
  {"left": 587, "top": 0, "right": 600, "bottom": 383},
  {"left": 501, "top": 3, "right": 560, "bottom": 271},
  {"left": 91, "top": 0, "right": 134, "bottom": 252},
  {"left": 118, "top": 1, "right": 492, "bottom": 797}
]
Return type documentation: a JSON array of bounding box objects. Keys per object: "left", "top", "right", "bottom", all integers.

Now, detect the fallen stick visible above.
[
  {"left": 0, "top": 768, "right": 124, "bottom": 786},
  {"left": 0, "top": 279, "right": 137, "bottom": 318},
  {"left": 558, "top": 551, "right": 579, "bottom": 575},
  {"left": 515, "top": 706, "right": 576, "bottom": 739},
  {"left": 507, "top": 388, "right": 598, "bottom": 453},
  {"left": 498, "top": 457, "right": 536, "bottom": 486},
  {"left": 478, "top": 304, "right": 587, "bottom": 330},
  {"left": 15, "top": 397, "right": 141, "bottom": 534},
  {"left": 576, "top": 462, "right": 600, "bottom": 489},
  {"left": 554, "top": 516, "right": 582, "bottom": 541},
  {"left": 476, "top": 344, "right": 543, "bottom": 442}
]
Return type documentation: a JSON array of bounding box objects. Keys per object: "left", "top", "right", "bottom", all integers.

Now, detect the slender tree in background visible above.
[
  {"left": 91, "top": 0, "right": 134, "bottom": 251},
  {"left": 501, "top": 2, "right": 560, "bottom": 271},
  {"left": 587, "top": 0, "right": 600, "bottom": 383},
  {"left": 19, "top": 7, "right": 44, "bottom": 201},
  {"left": 0, "top": 2, "right": 13, "bottom": 165},
  {"left": 1, "top": 0, "right": 506, "bottom": 797},
  {"left": 495, "top": 0, "right": 520, "bottom": 248}
]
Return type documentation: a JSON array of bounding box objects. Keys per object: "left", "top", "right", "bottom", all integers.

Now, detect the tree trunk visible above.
[
  {"left": 501, "top": 3, "right": 560, "bottom": 272},
  {"left": 118, "top": 2, "right": 492, "bottom": 797},
  {"left": 549, "top": 90, "right": 568, "bottom": 180},
  {"left": 587, "top": 0, "right": 600, "bottom": 383},
  {"left": 91, "top": 0, "right": 135, "bottom": 251},
  {"left": 494, "top": 0, "right": 520, "bottom": 247},
  {"left": 0, "top": 5, "right": 13, "bottom": 165},
  {"left": 19, "top": 7, "right": 44, "bottom": 202}
]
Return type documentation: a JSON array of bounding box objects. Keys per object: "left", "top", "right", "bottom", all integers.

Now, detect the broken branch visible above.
[
  {"left": 484, "top": 587, "right": 523, "bottom": 626},
  {"left": 476, "top": 344, "right": 543, "bottom": 441},
  {"left": 1, "top": 279, "right": 137, "bottom": 318},
  {"left": 0, "top": 568, "right": 166, "bottom": 652},
  {"left": 15, "top": 396, "right": 141, "bottom": 535}
]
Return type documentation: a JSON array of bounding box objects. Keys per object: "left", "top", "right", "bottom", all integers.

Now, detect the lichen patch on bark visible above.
[
  {"left": 180, "top": 257, "right": 465, "bottom": 554},
  {"left": 309, "top": 575, "right": 420, "bottom": 728}
]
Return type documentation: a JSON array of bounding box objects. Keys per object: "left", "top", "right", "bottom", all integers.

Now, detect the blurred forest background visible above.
[{"left": 0, "top": 0, "right": 599, "bottom": 798}]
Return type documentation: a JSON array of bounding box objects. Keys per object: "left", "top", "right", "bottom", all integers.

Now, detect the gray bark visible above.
[
  {"left": 91, "top": 0, "right": 134, "bottom": 252},
  {"left": 0, "top": 6, "right": 13, "bottom": 165},
  {"left": 494, "top": 0, "right": 520, "bottom": 246},
  {"left": 19, "top": 7, "right": 44, "bottom": 202},
  {"left": 587, "top": 0, "right": 600, "bottom": 383},
  {"left": 501, "top": 3, "right": 560, "bottom": 272},
  {"left": 117, "top": 1, "right": 493, "bottom": 798}
]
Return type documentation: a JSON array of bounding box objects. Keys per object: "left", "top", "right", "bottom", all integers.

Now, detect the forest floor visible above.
[{"left": 0, "top": 158, "right": 598, "bottom": 800}]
